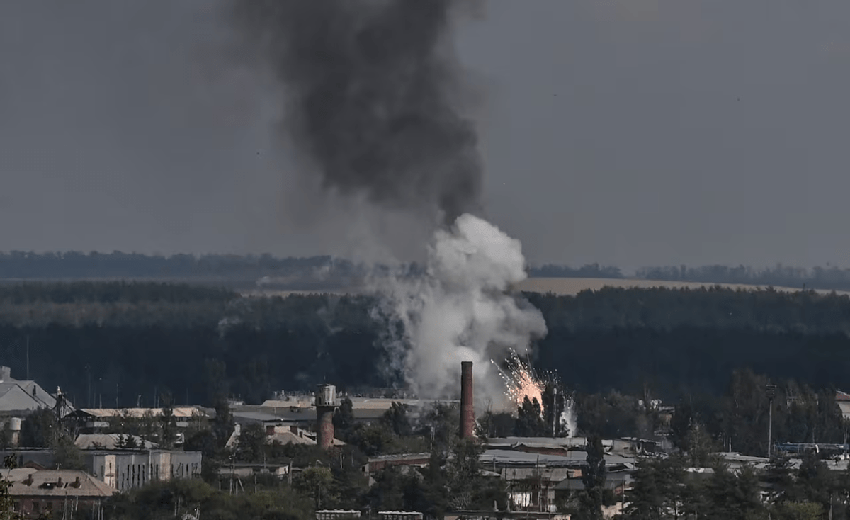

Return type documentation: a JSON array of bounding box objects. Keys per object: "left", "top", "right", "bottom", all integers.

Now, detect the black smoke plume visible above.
[{"left": 230, "top": 0, "right": 482, "bottom": 224}]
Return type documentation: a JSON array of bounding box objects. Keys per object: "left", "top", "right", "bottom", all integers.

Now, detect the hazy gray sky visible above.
[{"left": 1, "top": 0, "right": 849, "bottom": 269}]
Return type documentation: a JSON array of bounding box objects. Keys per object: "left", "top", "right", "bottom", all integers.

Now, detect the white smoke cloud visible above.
[{"left": 373, "top": 213, "right": 547, "bottom": 406}]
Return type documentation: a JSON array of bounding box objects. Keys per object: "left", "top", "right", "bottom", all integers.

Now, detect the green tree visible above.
[
  {"left": 685, "top": 421, "right": 718, "bottom": 468},
  {"left": 238, "top": 423, "right": 268, "bottom": 462},
  {"left": 382, "top": 402, "right": 412, "bottom": 437},
  {"left": 53, "top": 435, "right": 86, "bottom": 470},
  {"left": 0, "top": 456, "right": 21, "bottom": 520},
  {"left": 703, "top": 464, "right": 764, "bottom": 520},
  {"left": 212, "top": 397, "right": 235, "bottom": 449},
  {"left": 294, "top": 466, "right": 335, "bottom": 509},
  {"left": 515, "top": 397, "right": 547, "bottom": 437},
  {"left": 577, "top": 435, "right": 606, "bottom": 520},
  {"left": 771, "top": 502, "right": 824, "bottom": 520},
  {"left": 625, "top": 456, "right": 686, "bottom": 520},
  {"left": 333, "top": 397, "right": 355, "bottom": 438},
  {"left": 159, "top": 390, "right": 177, "bottom": 449},
  {"left": 19, "top": 409, "right": 58, "bottom": 447}
]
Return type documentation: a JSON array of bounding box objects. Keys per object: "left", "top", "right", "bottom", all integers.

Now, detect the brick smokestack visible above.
[
  {"left": 315, "top": 384, "right": 337, "bottom": 450},
  {"left": 460, "top": 361, "right": 474, "bottom": 439}
]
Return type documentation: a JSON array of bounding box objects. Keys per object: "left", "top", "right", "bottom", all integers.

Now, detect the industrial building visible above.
[{"left": 0, "top": 448, "right": 202, "bottom": 492}]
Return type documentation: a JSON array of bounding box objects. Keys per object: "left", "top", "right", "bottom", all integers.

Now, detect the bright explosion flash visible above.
[
  {"left": 491, "top": 350, "right": 578, "bottom": 437},
  {"left": 492, "top": 350, "right": 545, "bottom": 408}
]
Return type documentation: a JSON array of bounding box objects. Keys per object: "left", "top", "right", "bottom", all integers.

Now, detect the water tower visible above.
[{"left": 315, "top": 384, "right": 338, "bottom": 450}]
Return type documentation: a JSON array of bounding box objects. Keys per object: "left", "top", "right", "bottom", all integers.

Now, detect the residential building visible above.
[{"left": 3, "top": 469, "right": 115, "bottom": 518}]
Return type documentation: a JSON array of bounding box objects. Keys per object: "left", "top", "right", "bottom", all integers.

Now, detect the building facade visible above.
[{"left": 1, "top": 448, "right": 202, "bottom": 492}]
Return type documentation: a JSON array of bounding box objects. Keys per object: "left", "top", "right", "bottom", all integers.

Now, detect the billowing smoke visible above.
[
  {"left": 230, "top": 0, "right": 482, "bottom": 224},
  {"left": 229, "top": 1, "right": 547, "bottom": 402},
  {"left": 374, "top": 214, "right": 548, "bottom": 404}
]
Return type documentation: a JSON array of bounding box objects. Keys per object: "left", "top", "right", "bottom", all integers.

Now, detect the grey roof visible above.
[
  {"left": 75, "top": 434, "right": 157, "bottom": 450},
  {"left": 0, "top": 368, "right": 60, "bottom": 414},
  {"left": 232, "top": 408, "right": 385, "bottom": 423},
  {"left": 0, "top": 383, "right": 51, "bottom": 413},
  {"left": 490, "top": 437, "right": 588, "bottom": 449},
  {"left": 555, "top": 472, "right": 633, "bottom": 491},
  {"left": 481, "top": 449, "right": 634, "bottom": 468}
]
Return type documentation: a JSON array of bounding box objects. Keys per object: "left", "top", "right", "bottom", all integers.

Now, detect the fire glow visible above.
[{"left": 493, "top": 350, "right": 545, "bottom": 409}]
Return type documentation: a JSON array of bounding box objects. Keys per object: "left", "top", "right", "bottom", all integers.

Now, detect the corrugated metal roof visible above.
[
  {"left": 481, "top": 449, "right": 634, "bottom": 468},
  {"left": 75, "top": 434, "right": 157, "bottom": 450},
  {"left": 77, "top": 407, "right": 209, "bottom": 419},
  {"left": 0, "top": 384, "right": 46, "bottom": 412}
]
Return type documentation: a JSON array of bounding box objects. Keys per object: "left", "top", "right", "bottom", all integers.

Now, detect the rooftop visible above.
[
  {"left": 5, "top": 470, "right": 116, "bottom": 498},
  {"left": 73, "top": 407, "right": 209, "bottom": 419}
]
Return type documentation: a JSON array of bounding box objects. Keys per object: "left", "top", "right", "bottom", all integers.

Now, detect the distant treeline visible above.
[
  {"left": 527, "top": 263, "right": 623, "bottom": 279},
  {"left": 6, "top": 251, "right": 850, "bottom": 292},
  {"left": 2, "top": 282, "right": 850, "bottom": 418},
  {"left": 0, "top": 251, "right": 624, "bottom": 282},
  {"left": 636, "top": 264, "right": 850, "bottom": 291},
  {"left": 0, "top": 251, "right": 362, "bottom": 288}
]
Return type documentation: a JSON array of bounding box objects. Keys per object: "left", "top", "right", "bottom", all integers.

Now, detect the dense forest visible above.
[{"left": 1, "top": 282, "right": 849, "bottom": 413}]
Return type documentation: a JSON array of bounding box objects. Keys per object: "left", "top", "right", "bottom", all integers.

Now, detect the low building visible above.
[
  {"left": 4, "top": 469, "right": 115, "bottom": 518},
  {"left": 316, "top": 510, "right": 362, "bottom": 520},
  {"left": 363, "top": 453, "right": 431, "bottom": 474},
  {"left": 379, "top": 512, "right": 423, "bottom": 520},
  {"left": 89, "top": 450, "right": 201, "bottom": 491},
  {"left": 0, "top": 448, "right": 202, "bottom": 492}
]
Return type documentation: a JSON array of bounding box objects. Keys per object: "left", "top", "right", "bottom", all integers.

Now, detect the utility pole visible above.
[
  {"left": 766, "top": 384, "right": 777, "bottom": 458},
  {"left": 25, "top": 336, "right": 29, "bottom": 380},
  {"left": 552, "top": 387, "right": 558, "bottom": 438}
]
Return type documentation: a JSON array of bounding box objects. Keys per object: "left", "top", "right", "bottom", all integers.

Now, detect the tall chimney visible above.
[
  {"left": 315, "top": 384, "right": 337, "bottom": 450},
  {"left": 460, "top": 361, "right": 474, "bottom": 440}
]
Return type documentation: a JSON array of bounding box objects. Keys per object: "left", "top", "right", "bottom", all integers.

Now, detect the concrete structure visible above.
[
  {"left": 460, "top": 361, "right": 474, "bottom": 440},
  {"left": 378, "top": 512, "right": 423, "bottom": 520},
  {"left": 315, "top": 384, "right": 338, "bottom": 450},
  {"left": 363, "top": 453, "right": 431, "bottom": 474},
  {"left": 88, "top": 450, "right": 201, "bottom": 491},
  {"left": 0, "top": 416, "right": 22, "bottom": 446},
  {"left": 0, "top": 449, "right": 202, "bottom": 492},
  {"left": 0, "top": 366, "right": 60, "bottom": 415},
  {"left": 4, "top": 469, "right": 115, "bottom": 518},
  {"left": 837, "top": 390, "right": 850, "bottom": 420}
]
